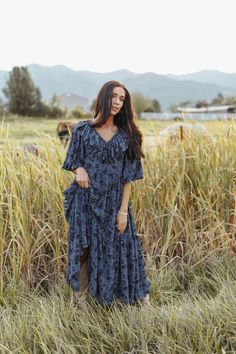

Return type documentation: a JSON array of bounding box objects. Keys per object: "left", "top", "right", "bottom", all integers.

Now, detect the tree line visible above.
[
  {"left": 170, "top": 93, "right": 236, "bottom": 112},
  {"left": 2, "top": 67, "right": 66, "bottom": 118},
  {"left": 0, "top": 66, "right": 162, "bottom": 118}
]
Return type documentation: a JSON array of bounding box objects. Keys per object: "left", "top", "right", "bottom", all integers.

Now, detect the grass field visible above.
[
  {"left": 1, "top": 115, "right": 236, "bottom": 353},
  {"left": 1, "top": 114, "right": 236, "bottom": 147}
]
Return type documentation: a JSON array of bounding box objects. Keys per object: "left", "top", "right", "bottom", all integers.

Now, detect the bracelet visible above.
[{"left": 118, "top": 210, "right": 128, "bottom": 216}]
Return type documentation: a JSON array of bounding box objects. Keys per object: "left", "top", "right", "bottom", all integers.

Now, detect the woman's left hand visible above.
[{"left": 116, "top": 212, "right": 128, "bottom": 235}]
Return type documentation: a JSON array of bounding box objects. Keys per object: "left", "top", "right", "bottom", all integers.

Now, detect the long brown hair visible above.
[{"left": 88, "top": 80, "right": 145, "bottom": 159}]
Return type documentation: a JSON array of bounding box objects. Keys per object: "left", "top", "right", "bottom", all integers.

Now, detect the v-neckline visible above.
[{"left": 90, "top": 123, "right": 120, "bottom": 144}]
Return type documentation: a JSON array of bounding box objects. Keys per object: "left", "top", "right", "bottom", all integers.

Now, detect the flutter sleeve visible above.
[
  {"left": 62, "top": 124, "right": 85, "bottom": 171},
  {"left": 122, "top": 150, "right": 144, "bottom": 184}
]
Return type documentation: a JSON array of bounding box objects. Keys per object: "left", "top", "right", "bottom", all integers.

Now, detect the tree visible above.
[
  {"left": 131, "top": 93, "right": 150, "bottom": 117},
  {"left": 211, "top": 93, "right": 224, "bottom": 105},
  {"left": 71, "top": 107, "right": 85, "bottom": 118},
  {"left": 223, "top": 95, "right": 236, "bottom": 105},
  {"left": 50, "top": 94, "right": 60, "bottom": 108},
  {"left": 132, "top": 94, "right": 161, "bottom": 115},
  {"left": 195, "top": 100, "right": 208, "bottom": 108},
  {"left": 151, "top": 99, "right": 161, "bottom": 112},
  {"left": 178, "top": 100, "right": 191, "bottom": 107},
  {"left": 3, "top": 66, "right": 42, "bottom": 116},
  {"left": 169, "top": 104, "right": 178, "bottom": 113},
  {"left": 144, "top": 99, "right": 161, "bottom": 113},
  {"left": 0, "top": 97, "right": 4, "bottom": 115}
]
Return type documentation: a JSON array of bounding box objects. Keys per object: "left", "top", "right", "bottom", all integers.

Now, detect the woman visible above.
[{"left": 62, "top": 80, "right": 150, "bottom": 306}]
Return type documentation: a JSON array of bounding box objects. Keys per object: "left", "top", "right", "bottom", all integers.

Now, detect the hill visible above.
[{"left": 1, "top": 65, "right": 236, "bottom": 110}]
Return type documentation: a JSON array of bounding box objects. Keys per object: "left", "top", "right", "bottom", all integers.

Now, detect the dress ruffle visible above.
[
  {"left": 64, "top": 120, "right": 130, "bottom": 221},
  {"left": 64, "top": 179, "right": 91, "bottom": 291},
  {"left": 75, "top": 120, "right": 129, "bottom": 163},
  {"left": 63, "top": 120, "right": 145, "bottom": 221}
]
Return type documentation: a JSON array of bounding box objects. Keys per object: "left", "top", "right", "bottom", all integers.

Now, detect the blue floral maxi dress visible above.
[{"left": 62, "top": 120, "right": 150, "bottom": 305}]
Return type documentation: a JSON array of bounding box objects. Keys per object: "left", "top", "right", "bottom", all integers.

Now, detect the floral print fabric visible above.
[{"left": 62, "top": 120, "right": 150, "bottom": 305}]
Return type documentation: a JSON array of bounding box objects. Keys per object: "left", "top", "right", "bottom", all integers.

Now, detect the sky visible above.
[{"left": 1, "top": 0, "right": 236, "bottom": 75}]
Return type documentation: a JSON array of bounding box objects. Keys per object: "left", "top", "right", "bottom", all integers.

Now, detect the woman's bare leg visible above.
[{"left": 74, "top": 247, "right": 89, "bottom": 302}]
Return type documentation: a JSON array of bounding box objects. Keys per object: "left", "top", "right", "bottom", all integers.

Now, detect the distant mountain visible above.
[
  {"left": 119, "top": 72, "right": 236, "bottom": 109},
  {"left": 1, "top": 65, "right": 236, "bottom": 110},
  {"left": 49, "top": 92, "right": 90, "bottom": 112},
  {"left": 28, "top": 64, "right": 137, "bottom": 101},
  {"left": 167, "top": 70, "right": 236, "bottom": 90}
]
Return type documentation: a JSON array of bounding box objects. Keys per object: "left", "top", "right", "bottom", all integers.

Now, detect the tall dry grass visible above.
[
  {"left": 1, "top": 254, "right": 236, "bottom": 353},
  {"left": 1, "top": 122, "right": 236, "bottom": 293},
  {"left": 136, "top": 132, "right": 236, "bottom": 268}
]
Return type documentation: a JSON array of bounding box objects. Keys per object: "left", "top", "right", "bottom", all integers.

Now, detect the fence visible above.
[{"left": 140, "top": 112, "right": 236, "bottom": 121}]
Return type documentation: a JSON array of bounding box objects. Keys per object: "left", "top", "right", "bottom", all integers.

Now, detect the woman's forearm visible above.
[{"left": 120, "top": 182, "right": 131, "bottom": 212}]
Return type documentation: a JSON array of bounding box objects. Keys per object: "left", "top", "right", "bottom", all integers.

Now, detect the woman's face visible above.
[{"left": 110, "top": 86, "right": 125, "bottom": 115}]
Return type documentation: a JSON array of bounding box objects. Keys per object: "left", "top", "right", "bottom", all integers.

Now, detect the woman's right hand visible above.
[{"left": 75, "top": 167, "right": 91, "bottom": 188}]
